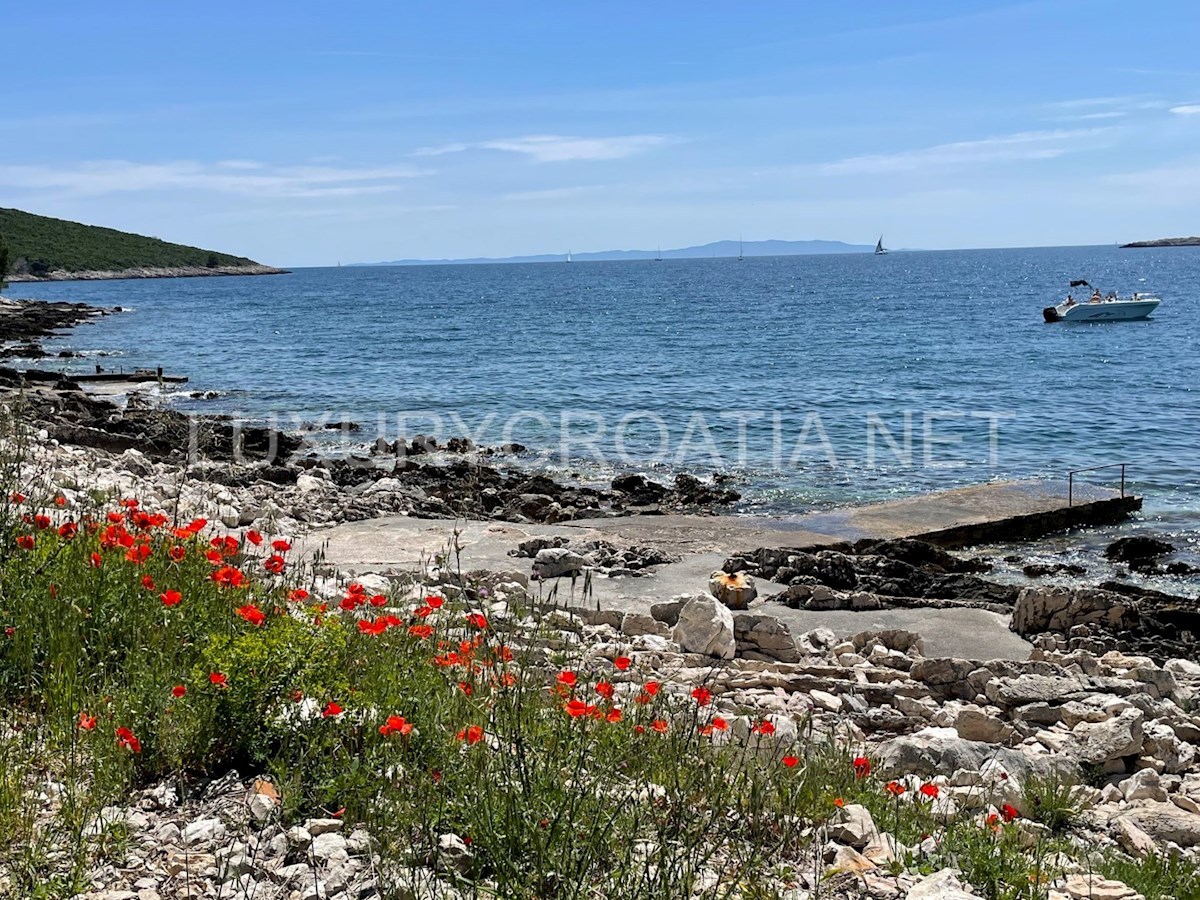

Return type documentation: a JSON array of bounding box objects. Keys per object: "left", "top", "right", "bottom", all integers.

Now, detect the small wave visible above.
[{"left": 169, "top": 389, "right": 227, "bottom": 401}]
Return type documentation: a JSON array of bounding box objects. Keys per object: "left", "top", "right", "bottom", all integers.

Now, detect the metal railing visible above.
[{"left": 1067, "top": 462, "right": 1127, "bottom": 506}]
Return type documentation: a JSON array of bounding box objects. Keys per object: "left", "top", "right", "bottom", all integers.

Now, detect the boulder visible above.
[
  {"left": 708, "top": 571, "right": 757, "bottom": 610},
  {"left": 532, "top": 547, "right": 590, "bottom": 579},
  {"left": 733, "top": 613, "right": 800, "bottom": 663},
  {"left": 1012, "top": 586, "right": 1132, "bottom": 636},
  {"left": 1069, "top": 708, "right": 1144, "bottom": 764},
  {"left": 1122, "top": 800, "right": 1200, "bottom": 845},
  {"left": 1105, "top": 536, "right": 1175, "bottom": 562},
  {"left": 672, "top": 594, "right": 736, "bottom": 660},
  {"left": 1063, "top": 874, "right": 1144, "bottom": 900},
  {"left": 826, "top": 803, "right": 879, "bottom": 849}
]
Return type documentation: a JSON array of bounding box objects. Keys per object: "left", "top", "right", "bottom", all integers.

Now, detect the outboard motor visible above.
[{"left": 1042, "top": 306, "right": 1061, "bottom": 323}]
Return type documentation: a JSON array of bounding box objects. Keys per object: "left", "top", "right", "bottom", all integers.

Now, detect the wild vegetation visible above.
[
  {"left": 1, "top": 415, "right": 1198, "bottom": 899},
  {"left": 0, "top": 207, "right": 260, "bottom": 277}
]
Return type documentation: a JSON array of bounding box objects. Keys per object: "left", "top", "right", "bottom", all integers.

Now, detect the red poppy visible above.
[
  {"left": 115, "top": 726, "right": 141, "bottom": 752},
  {"left": 556, "top": 671, "right": 577, "bottom": 688},
  {"left": 245, "top": 530, "right": 263, "bottom": 546},
  {"left": 89, "top": 552, "right": 103, "bottom": 568},
  {"left": 643, "top": 681, "right": 659, "bottom": 696},
  {"left": 380, "top": 714, "right": 412, "bottom": 737},
  {"left": 236, "top": 604, "right": 266, "bottom": 626},
  {"left": 752, "top": 720, "right": 776, "bottom": 736},
  {"left": 16, "top": 535, "right": 35, "bottom": 550},
  {"left": 264, "top": 555, "right": 286, "bottom": 574},
  {"left": 459, "top": 724, "right": 483, "bottom": 744},
  {"left": 919, "top": 783, "right": 940, "bottom": 799},
  {"left": 209, "top": 672, "right": 228, "bottom": 688},
  {"left": 565, "top": 699, "right": 596, "bottom": 718},
  {"left": 212, "top": 566, "right": 247, "bottom": 589},
  {"left": 288, "top": 589, "right": 309, "bottom": 602},
  {"left": 186, "top": 517, "right": 207, "bottom": 533},
  {"left": 10, "top": 492, "right": 24, "bottom": 503},
  {"left": 358, "top": 618, "right": 388, "bottom": 636},
  {"left": 458, "top": 681, "right": 473, "bottom": 697},
  {"left": 834, "top": 797, "right": 845, "bottom": 808},
  {"left": 408, "top": 624, "right": 434, "bottom": 639},
  {"left": 613, "top": 656, "right": 632, "bottom": 671},
  {"left": 595, "top": 681, "right": 615, "bottom": 700},
  {"left": 427, "top": 595, "right": 444, "bottom": 609},
  {"left": 271, "top": 539, "right": 291, "bottom": 552},
  {"left": 141, "top": 575, "right": 156, "bottom": 590},
  {"left": 168, "top": 545, "right": 186, "bottom": 562},
  {"left": 986, "top": 813, "right": 1001, "bottom": 828},
  {"left": 651, "top": 719, "right": 669, "bottom": 734},
  {"left": 465, "top": 612, "right": 488, "bottom": 629},
  {"left": 853, "top": 756, "right": 871, "bottom": 779},
  {"left": 58, "top": 522, "right": 78, "bottom": 539},
  {"left": 160, "top": 590, "right": 182, "bottom": 607},
  {"left": 54, "top": 495, "right": 66, "bottom": 507},
  {"left": 172, "top": 685, "right": 187, "bottom": 698},
  {"left": 1001, "top": 803, "right": 1019, "bottom": 822},
  {"left": 322, "top": 701, "right": 343, "bottom": 718},
  {"left": 606, "top": 707, "right": 622, "bottom": 723},
  {"left": 885, "top": 781, "right": 906, "bottom": 796},
  {"left": 78, "top": 711, "right": 97, "bottom": 731},
  {"left": 782, "top": 755, "right": 799, "bottom": 768},
  {"left": 691, "top": 686, "right": 712, "bottom": 706},
  {"left": 34, "top": 514, "right": 51, "bottom": 529}
]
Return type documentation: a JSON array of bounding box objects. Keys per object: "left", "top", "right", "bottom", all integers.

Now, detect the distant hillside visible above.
[
  {"left": 1120, "top": 236, "right": 1200, "bottom": 248},
  {"left": 355, "top": 238, "right": 876, "bottom": 267},
  {"left": 0, "top": 207, "right": 283, "bottom": 282}
]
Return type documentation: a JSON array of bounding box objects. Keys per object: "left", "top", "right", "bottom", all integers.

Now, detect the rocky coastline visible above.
[
  {"left": 7, "top": 263, "right": 288, "bottom": 282},
  {"left": 3, "top": 296, "right": 1200, "bottom": 899}
]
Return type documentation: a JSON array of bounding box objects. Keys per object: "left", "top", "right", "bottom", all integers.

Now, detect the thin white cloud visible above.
[
  {"left": 1064, "top": 111, "right": 1127, "bottom": 121},
  {"left": 415, "top": 134, "right": 670, "bottom": 162},
  {"left": 0, "top": 160, "right": 428, "bottom": 198},
  {"left": 1169, "top": 104, "right": 1200, "bottom": 116},
  {"left": 501, "top": 186, "right": 602, "bottom": 201},
  {"left": 820, "top": 129, "right": 1109, "bottom": 176},
  {"left": 1047, "top": 96, "right": 1135, "bottom": 110}
]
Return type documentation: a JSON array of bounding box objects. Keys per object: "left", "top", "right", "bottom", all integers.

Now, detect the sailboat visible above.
[
  {"left": 566, "top": 250, "right": 572, "bottom": 263},
  {"left": 654, "top": 246, "right": 663, "bottom": 262},
  {"left": 737, "top": 236, "right": 744, "bottom": 261},
  {"left": 874, "top": 236, "right": 888, "bottom": 255}
]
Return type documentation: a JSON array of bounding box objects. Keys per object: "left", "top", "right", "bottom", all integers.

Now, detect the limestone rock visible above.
[
  {"left": 708, "top": 570, "right": 757, "bottom": 610},
  {"left": 1012, "top": 586, "right": 1132, "bottom": 636},
  {"left": 672, "top": 594, "right": 736, "bottom": 660},
  {"left": 826, "top": 803, "right": 879, "bottom": 849},
  {"left": 733, "top": 612, "right": 799, "bottom": 663},
  {"left": 533, "top": 547, "right": 590, "bottom": 579},
  {"left": 907, "top": 868, "right": 985, "bottom": 900},
  {"left": 1069, "top": 708, "right": 1144, "bottom": 764},
  {"left": 1123, "top": 800, "right": 1200, "bottom": 845},
  {"left": 1063, "top": 874, "right": 1144, "bottom": 900}
]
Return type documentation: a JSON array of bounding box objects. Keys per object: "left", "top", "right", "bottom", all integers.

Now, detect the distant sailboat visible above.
[
  {"left": 566, "top": 250, "right": 572, "bottom": 263},
  {"left": 737, "top": 236, "right": 744, "bottom": 261},
  {"left": 874, "top": 235, "right": 888, "bottom": 255},
  {"left": 654, "top": 245, "right": 663, "bottom": 262}
]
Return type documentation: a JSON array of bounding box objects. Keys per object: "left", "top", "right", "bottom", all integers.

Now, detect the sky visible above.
[{"left": 2, "top": 0, "right": 1200, "bottom": 266}]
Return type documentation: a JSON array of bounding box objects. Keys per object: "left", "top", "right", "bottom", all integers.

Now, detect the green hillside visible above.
[{"left": 0, "top": 207, "right": 262, "bottom": 276}]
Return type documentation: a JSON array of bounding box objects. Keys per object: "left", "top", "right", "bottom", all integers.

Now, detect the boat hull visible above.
[{"left": 1044, "top": 298, "right": 1160, "bottom": 323}]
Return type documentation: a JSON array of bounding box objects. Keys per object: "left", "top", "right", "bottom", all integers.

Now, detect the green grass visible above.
[{"left": 0, "top": 207, "right": 262, "bottom": 276}]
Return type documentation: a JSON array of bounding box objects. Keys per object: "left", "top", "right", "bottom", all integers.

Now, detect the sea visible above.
[{"left": 19, "top": 244, "right": 1200, "bottom": 590}]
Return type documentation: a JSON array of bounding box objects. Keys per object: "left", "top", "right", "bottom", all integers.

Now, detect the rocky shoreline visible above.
[{"left": 6, "top": 263, "right": 288, "bottom": 282}]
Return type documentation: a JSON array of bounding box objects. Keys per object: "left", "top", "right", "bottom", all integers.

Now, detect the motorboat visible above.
[{"left": 1043, "top": 286, "right": 1161, "bottom": 323}]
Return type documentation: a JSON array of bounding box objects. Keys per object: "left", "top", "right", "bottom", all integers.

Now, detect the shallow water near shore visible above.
[{"left": 21, "top": 245, "right": 1200, "bottom": 559}]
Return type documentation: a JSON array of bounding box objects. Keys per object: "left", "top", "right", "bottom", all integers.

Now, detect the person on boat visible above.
[
  {"left": 1106, "top": 291, "right": 1117, "bottom": 300},
  {"left": 1065, "top": 294, "right": 1076, "bottom": 307},
  {"left": 1090, "top": 289, "right": 1102, "bottom": 303}
]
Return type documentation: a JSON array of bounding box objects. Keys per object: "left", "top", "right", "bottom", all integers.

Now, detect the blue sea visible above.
[{"left": 20, "top": 245, "right": 1200, "bottom": 567}]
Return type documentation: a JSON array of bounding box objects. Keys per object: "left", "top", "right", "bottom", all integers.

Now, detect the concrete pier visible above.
[{"left": 309, "top": 478, "right": 1141, "bottom": 661}]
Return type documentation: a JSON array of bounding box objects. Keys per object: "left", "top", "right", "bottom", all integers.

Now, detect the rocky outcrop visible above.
[{"left": 672, "top": 594, "right": 736, "bottom": 659}]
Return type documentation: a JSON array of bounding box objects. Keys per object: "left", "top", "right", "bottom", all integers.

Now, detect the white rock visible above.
[
  {"left": 907, "top": 868, "right": 986, "bottom": 900},
  {"left": 533, "top": 547, "right": 590, "bottom": 579},
  {"left": 1121, "top": 769, "right": 1167, "bottom": 803},
  {"left": 826, "top": 803, "right": 879, "bottom": 849},
  {"left": 672, "top": 594, "right": 736, "bottom": 660},
  {"left": 436, "top": 832, "right": 474, "bottom": 875},
  {"left": 182, "top": 817, "right": 225, "bottom": 847}
]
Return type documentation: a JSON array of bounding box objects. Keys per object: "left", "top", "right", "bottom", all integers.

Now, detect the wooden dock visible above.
[{"left": 72, "top": 366, "right": 188, "bottom": 385}]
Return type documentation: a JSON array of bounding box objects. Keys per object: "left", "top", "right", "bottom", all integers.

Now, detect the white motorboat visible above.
[{"left": 1043, "top": 289, "right": 1161, "bottom": 323}]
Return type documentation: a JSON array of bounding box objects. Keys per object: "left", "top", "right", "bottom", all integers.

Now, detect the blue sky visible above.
[{"left": 3, "top": 0, "right": 1199, "bottom": 265}]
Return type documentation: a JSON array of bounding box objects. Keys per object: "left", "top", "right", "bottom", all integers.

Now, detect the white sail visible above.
[{"left": 875, "top": 236, "right": 887, "bottom": 255}]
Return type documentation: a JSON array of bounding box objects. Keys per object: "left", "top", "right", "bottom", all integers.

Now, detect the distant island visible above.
[
  {"left": 354, "top": 238, "right": 876, "bottom": 267},
  {"left": 1120, "top": 236, "right": 1200, "bottom": 248},
  {"left": 0, "top": 207, "right": 285, "bottom": 283}
]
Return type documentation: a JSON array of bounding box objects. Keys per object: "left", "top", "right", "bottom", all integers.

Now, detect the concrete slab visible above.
[{"left": 307, "top": 479, "right": 1140, "bottom": 662}]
